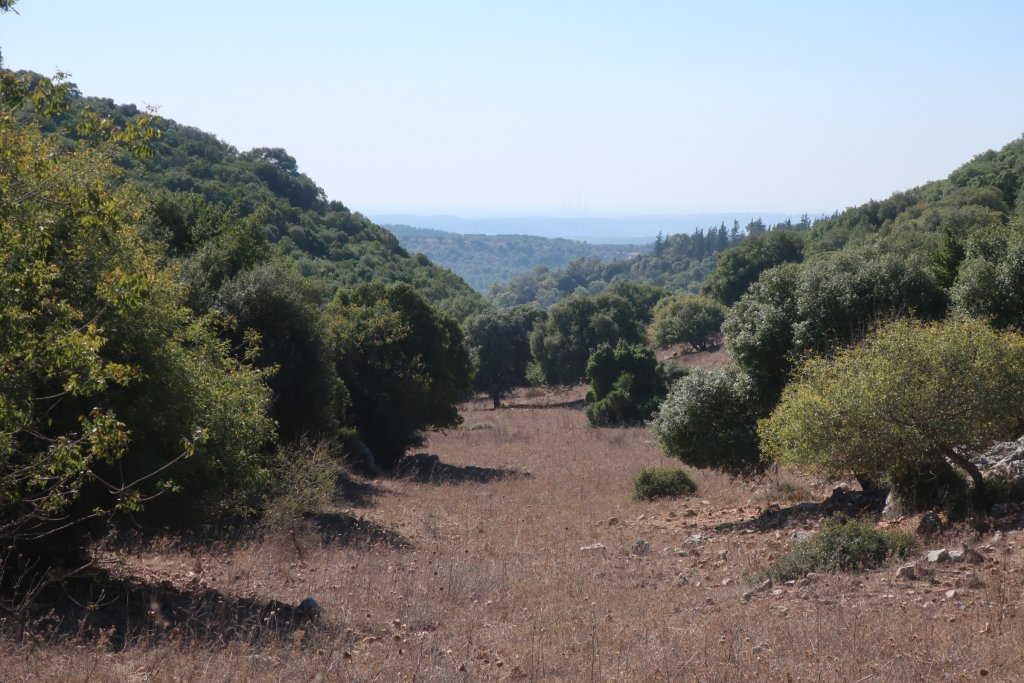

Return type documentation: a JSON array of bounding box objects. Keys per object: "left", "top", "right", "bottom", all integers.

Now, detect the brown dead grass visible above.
[{"left": 3, "top": 390, "right": 1024, "bottom": 681}]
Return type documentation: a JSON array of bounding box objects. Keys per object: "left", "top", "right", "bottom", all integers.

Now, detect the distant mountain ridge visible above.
[
  {"left": 386, "top": 224, "right": 648, "bottom": 292},
  {"left": 371, "top": 213, "right": 795, "bottom": 244}
]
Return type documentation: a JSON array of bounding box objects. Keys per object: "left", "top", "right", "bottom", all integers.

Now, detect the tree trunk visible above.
[
  {"left": 491, "top": 392, "right": 501, "bottom": 410},
  {"left": 945, "top": 450, "right": 988, "bottom": 512}
]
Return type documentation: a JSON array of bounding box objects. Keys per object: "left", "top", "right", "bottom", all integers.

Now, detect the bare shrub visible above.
[{"left": 263, "top": 438, "right": 337, "bottom": 556}]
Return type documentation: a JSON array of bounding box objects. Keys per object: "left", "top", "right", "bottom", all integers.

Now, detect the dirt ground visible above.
[{"left": 3, "top": 352, "right": 1023, "bottom": 681}]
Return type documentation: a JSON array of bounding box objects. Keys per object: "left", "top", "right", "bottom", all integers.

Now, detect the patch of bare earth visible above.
[{"left": 4, "top": 390, "right": 1024, "bottom": 681}]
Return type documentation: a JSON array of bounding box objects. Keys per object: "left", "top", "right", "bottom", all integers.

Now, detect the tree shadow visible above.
[
  {"left": 333, "top": 470, "right": 385, "bottom": 509},
  {"left": 1, "top": 571, "right": 332, "bottom": 651},
  {"left": 715, "top": 486, "right": 888, "bottom": 533},
  {"left": 307, "top": 512, "right": 411, "bottom": 549},
  {"left": 396, "top": 453, "right": 532, "bottom": 485}
]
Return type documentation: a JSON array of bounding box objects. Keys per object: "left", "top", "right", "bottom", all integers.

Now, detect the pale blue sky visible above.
[{"left": 3, "top": 1, "right": 1023, "bottom": 218}]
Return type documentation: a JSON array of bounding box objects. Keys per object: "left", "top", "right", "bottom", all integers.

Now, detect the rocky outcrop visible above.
[{"left": 974, "top": 436, "right": 1024, "bottom": 494}]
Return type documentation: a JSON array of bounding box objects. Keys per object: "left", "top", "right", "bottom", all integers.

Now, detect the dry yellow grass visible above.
[{"left": 3, "top": 388, "right": 1023, "bottom": 681}]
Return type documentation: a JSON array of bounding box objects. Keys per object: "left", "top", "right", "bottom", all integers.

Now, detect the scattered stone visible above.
[
  {"left": 607, "top": 517, "right": 619, "bottom": 526},
  {"left": 685, "top": 534, "right": 710, "bottom": 544},
  {"left": 926, "top": 548, "right": 950, "bottom": 564},
  {"left": 992, "top": 530, "right": 1004, "bottom": 544},
  {"left": 683, "top": 509, "right": 698, "bottom": 518},
  {"left": 790, "top": 530, "right": 814, "bottom": 542},
  {"left": 632, "top": 538, "right": 652, "bottom": 556},
  {"left": 945, "top": 589, "right": 958, "bottom": 599},
  {"left": 896, "top": 562, "right": 918, "bottom": 580},
  {"left": 916, "top": 511, "right": 944, "bottom": 536},
  {"left": 741, "top": 579, "right": 773, "bottom": 601},
  {"left": 948, "top": 545, "right": 984, "bottom": 564},
  {"left": 580, "top": 543, "right": 607, "bottom": 552},
  {"left": 721, "top": 577, "right": 734, "bottom": 586}
]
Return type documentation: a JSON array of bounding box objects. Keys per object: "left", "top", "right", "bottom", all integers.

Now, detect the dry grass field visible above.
[{"left": 3, "top": 353, "right": 1024, "bottom": 681}]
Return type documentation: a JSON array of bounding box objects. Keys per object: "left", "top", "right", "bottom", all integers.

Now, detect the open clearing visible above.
[{"left": 4, "top": 380, "right": 1024, "bottom": 681}]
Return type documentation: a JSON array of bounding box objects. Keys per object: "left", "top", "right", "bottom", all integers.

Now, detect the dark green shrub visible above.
[
  {"left": 650, "top": 367, "right": 762, "bottom": 474},
  {"left": 586, "top": 386, "right": 642, "bottom": 427},
  {"left": 464, "top": 306, "right": 545, "bottom": 408},
  {"left": 632, "top": 467, "right": 698, "bottom": 500},
  {"left": 760, "top": 516, "right": 919, "bottom": 582},
  {"left": 327, "top": 283, "right": 472, "bottom": 470},
  {"left": 530, "top": 293, "right": 645, "bottom": 385},
  {"left": 884, "top": 460, "right": 971, "bottom": 520},
  {"left": 584, "top": 342, "right": 666, "bottom": 427},
  {"left": 649, "top": 293, "right": 727, "bottom": 350}
]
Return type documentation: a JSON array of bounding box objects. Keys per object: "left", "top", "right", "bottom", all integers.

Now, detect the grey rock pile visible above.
[{"left": 974, "top": 436, "right": 1024, "bottom": 493}]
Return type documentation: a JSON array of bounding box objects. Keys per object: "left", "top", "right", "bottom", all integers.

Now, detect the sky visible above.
[{"left": 3, "top": 1, "right": 1023, "bottom": 219}]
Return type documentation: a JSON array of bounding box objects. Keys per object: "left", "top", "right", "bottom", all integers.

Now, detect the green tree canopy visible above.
[
  {"left": 326, "top": 283, "right": 471, "bottom": 469},
  {"left": 725, "top": 249, "right": 947, "bottom": 403},
  {"left": 464, "top": 306, "right": 545, "bottom": 408},
  {"left": 701, "top": 230, "right": 805, "bottom": 305},
  {"left": 951, "top": 220, "right": 1024, "bottom": 329},
  {"left": 649, "top": 293, "right": 727, "bottom": 350},
  {"left": 0, "top": 72, "right": 275, "bottom": 567},
  {"left": 759, "top": 318, "right": 1024, "bottom": 509},
  {"left": 529, "top": 292, "right": 645, "bottom": 385},
  {"left": 650, "top": 367, "right": 762, "bottom": 474},
  {"left": 584, "top": 342, "right": 666, "bottom": 427}
]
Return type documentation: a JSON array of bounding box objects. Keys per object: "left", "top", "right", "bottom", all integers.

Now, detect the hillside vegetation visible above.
[
  {"left": 386, "top": 223, "right": 648, "bottom": 292},
  {"left": 30, "top": 76, "right": 485, "bottom": 321},
  {"left": 490, "top": 217, "right": 811, "bottom": 308}
]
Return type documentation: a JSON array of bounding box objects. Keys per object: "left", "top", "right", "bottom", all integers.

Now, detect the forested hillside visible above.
[
  {"left": 490, "top": 217, "right": 811, "bottom": 308},
  {"left": 386, "top": 223, "right": 648, "bottom": 292},
  {"left": 0, "top": 68, "right": 484, "bottom": 578},
  {"left": 804, "top": 137, "right": 1024, "bottom": 255},
  {"left": 25, "top": 75, "right": 485, "bottom": 320}
]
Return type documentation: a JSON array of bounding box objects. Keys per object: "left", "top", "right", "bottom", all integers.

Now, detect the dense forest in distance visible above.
[
  {"left": 386, "top": 223, "right": 648, "bottom": 292},
  {"left": 489, "top": 216, "right": 813, "bottom": 308}
]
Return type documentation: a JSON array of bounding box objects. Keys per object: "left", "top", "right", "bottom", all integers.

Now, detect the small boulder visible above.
[
  {"left": 580, "top": 543, "right": 607, "bottom": 552},
  {"left": 896, "top": 562, "right": 918, "bottom": 580},
  {"left": 948, "top": 545, "right": 984, "bottom": 564},
  {"left": 741, "top": 578, "right": 772, "bottom": 601},
  {"left": 926, "top": 548, "right": 950, "bottom": 563}
]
